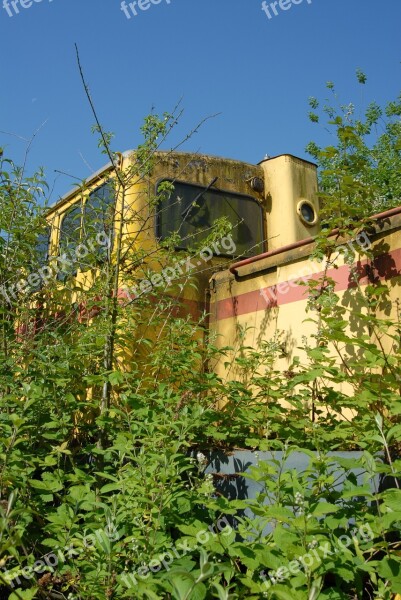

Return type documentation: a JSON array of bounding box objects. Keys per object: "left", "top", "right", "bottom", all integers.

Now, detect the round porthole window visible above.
[{"left": 297, "top": 200, "right": 317, "bottom": 226}]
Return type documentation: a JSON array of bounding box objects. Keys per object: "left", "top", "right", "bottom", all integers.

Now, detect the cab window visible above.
[
  {"left": 83, "top": 181, "right": 115, "bottom": 263},
  {"left": 35, "top": 227, "right": 50, "bottom": 267},
  {"left": 58, "top": 204, "right": 82, "bottom": 280},
  {"left": 156, "top": 179, "right": 264, "bottom": 257},
  {"left": 29, "top": 226, "right": 51, "bottom": 290}
]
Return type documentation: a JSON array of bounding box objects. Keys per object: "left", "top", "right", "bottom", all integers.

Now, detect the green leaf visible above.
[
  {"left": 212, "top": 582, "right": 230, "bottom": 600},
  {"left": 108, "top": 371, "right": 125, "bottom": 385},
  {"left": 169, "top": 572, "right": 196, "bottom": 600},
  {"left": 262, "top": 506, "right": 294, "bottom": 522},
  {"left": 100, "top": 482, "right": 123, "bottom": 494},
  {"left": 379, "top": 511, "right": 401, "bottom": 529},
  {"left": 9, "top": 590, "right": 38, "bottom": 600},
  {"left": 356, "top": 68, "right": 367, "bottom": 84},
  {"left": 310, "top": 502, "right": 340, "bottom": 517},
  {"left": 381, "top": 489, "right": 401, "bottom": 512},
  {"left": 376, "top": 557, "right": 401, "bottom": 592},
  {"left": 29, "top": 475, "right": 63, "bottom": 493},
  {"left": 269, "top": 585, "right": 298, "bottom": 600}
]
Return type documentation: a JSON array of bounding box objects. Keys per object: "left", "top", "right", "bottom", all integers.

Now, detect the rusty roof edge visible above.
[
  {"left": 48, "top": 149, "right": 265, "bottom": 213},
  {"left": 49, "top": 150, "right": 313, "bottom": 213}
]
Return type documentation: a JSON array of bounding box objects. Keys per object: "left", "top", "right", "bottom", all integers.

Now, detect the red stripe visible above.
[{"left": 214, "top": 247, "right": 401, "bottom": 320}]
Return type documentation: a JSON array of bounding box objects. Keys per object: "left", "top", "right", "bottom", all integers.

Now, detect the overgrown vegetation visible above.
[{"left": 0, "top": 71, "right": 401, "bottom": 599}]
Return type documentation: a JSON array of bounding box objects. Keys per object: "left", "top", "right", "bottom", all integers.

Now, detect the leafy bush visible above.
[{"left": 1, "top": 86, "right": 401, "bottom": 598}]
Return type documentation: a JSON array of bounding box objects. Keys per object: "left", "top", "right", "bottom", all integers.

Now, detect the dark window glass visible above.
[
  {"left": 82, "top": 181, "right": 115, "bottom": 265},
  {"left": 58, "top": 204, "right": 82, "bottom": 280},
  {"left": 300, "top": 202, "right": 316, "bottom": 224},
  {"left": 27, "top": 227, "right": 50, "bottom": 290},
  {"left": 35, "top": 228, "right": 50, "bottom": 267},
  {"left": 156, "top": 180, "right": 264, "bottom": 257}
]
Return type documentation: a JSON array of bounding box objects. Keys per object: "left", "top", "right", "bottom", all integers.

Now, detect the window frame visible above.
[{"left": 56, "top": 180, "right": 116, "bottom": 279}]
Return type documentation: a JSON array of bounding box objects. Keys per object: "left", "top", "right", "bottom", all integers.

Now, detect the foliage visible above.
[
  {"left": 1, "top": 82, "right": 401, "bottom": 599},
  {"left": 306, "top": 70, "right": 401, "bottom": 220}
]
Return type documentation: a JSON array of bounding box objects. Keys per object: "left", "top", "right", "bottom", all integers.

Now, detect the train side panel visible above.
[{"left": 209, "top": 213, "right": 401, "bottom": 411}]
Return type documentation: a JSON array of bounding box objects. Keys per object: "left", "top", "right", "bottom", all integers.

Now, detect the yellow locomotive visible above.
[{"left": 35, "top": 149, "right": 401, "bottom": 397}]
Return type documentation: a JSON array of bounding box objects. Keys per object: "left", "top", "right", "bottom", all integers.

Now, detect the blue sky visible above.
[{"left": 0, "top": 0, "right": 400, "bottom": 204}]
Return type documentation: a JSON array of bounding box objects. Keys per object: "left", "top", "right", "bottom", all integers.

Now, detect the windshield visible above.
[{"left": 156, "top": 179, "right": 264, "bottom": 257}]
